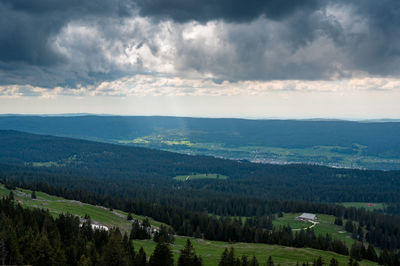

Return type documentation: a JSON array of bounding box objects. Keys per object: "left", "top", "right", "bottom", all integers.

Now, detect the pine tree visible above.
[
  {"left": 314, "top": 256, "right": 323, "bottom": 266},
  {"left": 78, "top": 255, "right": 92, "bottom": 266},
  {"left": 227, "top": 247, "right": 235, "bottom": 266},
  {"left": 178, "top": 239, "right": 202, "bottom": 266},
  {"left": 350, "top": 242, "right": 362, "bottom": 261},
  {"left": 345, "top": 220, "right": 354, "bottom": 233},
  {"left": 365, "top": 245, "right": 377, "bottom": 262},
  {"left": 135, "top": 247, "right": 147, "bottom": 266},
  {"left": 241, "top": 255, "right": 249, "bottom": 266},
  {"left": 123, "top": 233, "right": 135, "bottom": 263},
  {"left": 31, "top": 191, "right": 37, "bottom": 199},
  {"left": 153, "top": 225, "right": 174, "bottom": 243},
  {"left": 100, "top": 230, "right": 130, "bottom": 266},
  {"left": 219, "top": 248, "right": 229, "bottom": 266},
  {"left": 8, "top": 191, "right": 14, "bottom": 201},
  {"left": 127, "top": 213, "right": 133, "bottom": 221},
  {"left": 0, "top": 239, "right": 7, "bottom": 266},
  {"left": 329, "top": 257, "right": 339, "bottom": 266},
  {"left": 348, "top": 257, "right": 359, "bottom": 266},
  {"left": 249, "top": 256, "right": 259, "bottom": 266},
  {"left": 267, "top": 256, "right": 274, "bottom": 266},
  {"left": 149, "top": 242, "right": 173, "bottom": 266}
]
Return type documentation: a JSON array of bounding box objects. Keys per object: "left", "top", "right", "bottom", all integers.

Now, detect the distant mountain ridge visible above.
[{"left": 0, "top": 115, "right": 399, "bottom": 170}]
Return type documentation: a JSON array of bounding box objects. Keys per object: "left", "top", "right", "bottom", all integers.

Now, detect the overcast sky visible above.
[{"left": 1, "top": 0, "right": 400, "bottom": 118}]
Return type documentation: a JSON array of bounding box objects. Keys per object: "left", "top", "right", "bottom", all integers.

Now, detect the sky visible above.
[{"left": 1, "top": 0, "right": 400, "bottom": 119}]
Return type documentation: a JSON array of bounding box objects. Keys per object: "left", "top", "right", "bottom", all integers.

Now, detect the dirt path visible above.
[{"left": 292, "top": 220, "right": 319, "bottom": 231}]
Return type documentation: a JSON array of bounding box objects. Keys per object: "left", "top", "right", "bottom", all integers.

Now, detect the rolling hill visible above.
[{"left": 0, "top": 115, "right": 400, "bottom": 169}]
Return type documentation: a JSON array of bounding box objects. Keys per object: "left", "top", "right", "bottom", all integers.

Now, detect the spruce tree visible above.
[
  {"left": 313, "top": 256, "right": 323, "bottom": 266},
  {"left": 0, "top": 239, "right": 7, "bottom": 266},
  {"left": 178, "top": 239, "right": 202, "bottom": 266},
  {"left": 100, "top": 230, "right": 130, "bottom": 266},
  {"left": 135, "top": 247, "right": 147, "bottom": 266},
  {"left": 219, "top": 248, "right": 229, "bottom": 266},
  {"left": 329, "top": 257, "right": 339, "bottom": 266},
  {"left": 149, "top": 242, "right": 173, "bottom": 266},
  {"left": 8, "top": 191, "right": 14, "bottom": 201},
  {"left": 267, "top": 256, "right": 274, "bottom": 266},
  {"left": 249, "top": 256, "right": 259, "bottom": 266}
]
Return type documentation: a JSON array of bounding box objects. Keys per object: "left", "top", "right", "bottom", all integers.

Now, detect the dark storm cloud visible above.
[
  {"left": 0, "top": 0, "right": 132, "bottom": 66},
  {"left": 136, "top": 0, "right": 321, "bottom": 23},
  {"left": 1, "top": 0, "right": 400, "bottom": 89},
  {"left": 338, "top": 0, "right": 400, "bottom": 76}
]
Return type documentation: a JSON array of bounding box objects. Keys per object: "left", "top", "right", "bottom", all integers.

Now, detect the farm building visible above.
[{"left": 296, "top": 213, "right": 317, "bottom": 222}]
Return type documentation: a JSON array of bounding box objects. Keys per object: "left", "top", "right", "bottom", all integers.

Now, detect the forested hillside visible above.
[
  {"left": 1, "top": 116, "right": 400, "bottom": 169},
  {"left": 1, "top": 130, "right": 400, "bottom": 204},
  {"left": 1, "top": 130, "right": 400, "bottom": 264},
  {"left": 0, "top": 185, "right": 382, "bottom": 266}
]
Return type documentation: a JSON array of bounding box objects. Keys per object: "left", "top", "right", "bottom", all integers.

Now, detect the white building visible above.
[{"left": 296, "top": 213, "right": 317, "bottom": 222}]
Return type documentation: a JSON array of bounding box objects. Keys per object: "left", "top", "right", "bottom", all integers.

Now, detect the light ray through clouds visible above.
[{"left": 0, "top": 0, "right": 400, "bottom": 118}]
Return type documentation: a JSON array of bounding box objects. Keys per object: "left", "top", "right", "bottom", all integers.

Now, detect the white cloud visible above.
[{"left": 2, "top": 75, "right": 400, "bottom": 98}]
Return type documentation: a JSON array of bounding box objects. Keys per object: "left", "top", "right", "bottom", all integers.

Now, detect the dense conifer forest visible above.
[{"left": 1, "top": 130, "right": 400, "bottom": 264}]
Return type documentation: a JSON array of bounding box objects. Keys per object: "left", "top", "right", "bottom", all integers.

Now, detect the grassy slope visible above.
[
  {"left": 0, "top": 184, "right": 377, "bottom": 265},
  {"left": 134, "top": 236, "right": 377, "bottom": 266},
  {"left": 0, "top": 184, "right": 161, "bottom": 232}
]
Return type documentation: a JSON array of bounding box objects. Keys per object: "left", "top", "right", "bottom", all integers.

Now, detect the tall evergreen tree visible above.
[
  {"left": 178, "top": 239, "right": 202, "bottom": 266},
  {"left": 249, "top": 256, "right": 259, "bottom": 266},
  {"left": 149, "top": 242, "right": 173, "bottom": 266},
  {"left": 8, "top": 191, "right": 14, "bottom": 201},
  {"left": 313, "top": 256, "right": 323, "bottom": 266},
  {"left": 219, "top": 248, "right": 229, "bottom": 266},
  {"left": 329, "top": 257, "right": 339, "bottom": 266},
  {"left": 100, "top": 229, "right": 130, "bottom": 266},
  {"left": 267, "top": 256, "right": 274, "bottom": 266},
  {"left": 135, "top": 247, "right": 147, "bottom": 266}
]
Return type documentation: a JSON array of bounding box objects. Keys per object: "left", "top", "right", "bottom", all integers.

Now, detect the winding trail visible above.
[{"left": 292, "top": 220, "right": 319, "bottom": 231}]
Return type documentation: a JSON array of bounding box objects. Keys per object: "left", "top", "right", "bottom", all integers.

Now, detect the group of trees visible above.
[
  {"left": 218, "top": 248, "right": 260, "bottom": 266},
  {"left": 4, "top": 182, "right": 400, "bottom": 265},
  {"left": 218, "top": 249, "right": 342, "bottom": 266},
  {"left": 129, "top": 219, "right": 151, "bottom": 240},
  {"left": 0, "top": 194, "right": 206, "bottom": 266},
  {"left": 4, "top": 178, "right": 400, "bottom": 258},
  {"left": 0, "top": 195, "right": 135, "bottom": 265}
]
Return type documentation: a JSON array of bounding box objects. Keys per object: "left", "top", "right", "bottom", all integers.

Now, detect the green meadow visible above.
[
  {"left": 133, "top": 236, "right": 377, "bottom": 266},
  {"left": 273, "top": 213, "right": 355, "bottom": 247}
]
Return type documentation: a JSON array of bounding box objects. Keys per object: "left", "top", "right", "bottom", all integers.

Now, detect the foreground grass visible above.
[{"left": 133, "top": 236, "right": 377, "bottom": 266}]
